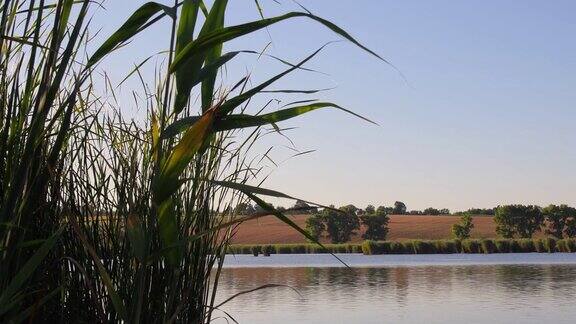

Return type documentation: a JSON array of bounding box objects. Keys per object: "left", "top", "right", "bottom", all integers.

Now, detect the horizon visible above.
[{"left": 90, "top": 0, "right": 576, "bottom": 211}]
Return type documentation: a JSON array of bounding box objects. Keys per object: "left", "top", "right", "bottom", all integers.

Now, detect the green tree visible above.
[
  {"left": 494, "top": 205, "right": 544, "bottom": 238},
  {"left": 424, "top": 207, "right": 441, "bottom": 215},
  {"left": 305, "top": 214, "right": 326, "bottom": 241},
  {"left": 361, "top": 206, "right": 390, "bottom": 240},
  {"left": 292, "top": 199, "right": 317, "bottom": 214},
  {"left": 318, "top": 206, "right": 360, "bottom": 243},
  {"left": 365, "top": 204, "right": 376, "bottom": 215},
  {"left": 565, "top": 218, "right": 576, "bottom": 238},
  {"left": 235, "top": 202, "right": 255, "bottom": 215},
  {"left": 393, "top": 201, "right": 407, "bottom": 214},
  {"left": 542, "top": 204, "right": 576, "bottom": 238},
  {"left": 451, "top": 213, "right": 474, "bottom": 239}
]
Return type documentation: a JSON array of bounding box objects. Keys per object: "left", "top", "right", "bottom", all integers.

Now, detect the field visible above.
[{"left": 232, "top": 214, "right": 499, "bottom": 244}]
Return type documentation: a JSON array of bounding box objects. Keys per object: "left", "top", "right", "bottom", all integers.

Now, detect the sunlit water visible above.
[{"left": 214, "top": 254, "right": 576, "bottom": 324}]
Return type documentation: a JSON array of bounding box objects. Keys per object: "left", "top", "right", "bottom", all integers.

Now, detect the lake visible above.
[{"left": 214, "top": 254, "right": 576, "bottom": 323}]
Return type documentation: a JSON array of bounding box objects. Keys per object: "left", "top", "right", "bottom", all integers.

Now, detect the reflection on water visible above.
[{"left": 214, "top": 256, "right": 576, "bottom": 324}]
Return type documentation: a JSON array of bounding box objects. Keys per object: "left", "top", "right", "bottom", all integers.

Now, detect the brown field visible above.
[{"left": 231, "top": 214, "right": 499, "bottom": 244}]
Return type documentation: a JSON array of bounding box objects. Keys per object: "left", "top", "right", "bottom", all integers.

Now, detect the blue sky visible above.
[{"left": 91, "top": 1, "right": 576, "bottom": 211}]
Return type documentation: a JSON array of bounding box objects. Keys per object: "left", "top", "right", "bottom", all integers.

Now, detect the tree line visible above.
[
  {"left": 303, "top": 203, "right": 576, "bottom": 244},
  {"left": 234, "top": 201, "right": 576, "bottom": 243},
  {"left": 235, "top": 200, "right": 499, "bottom": 217}
]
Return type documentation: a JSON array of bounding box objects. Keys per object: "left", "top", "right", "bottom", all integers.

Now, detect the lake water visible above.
[{"left": 214, "top": 254, "right": 576, "bottom": 324}]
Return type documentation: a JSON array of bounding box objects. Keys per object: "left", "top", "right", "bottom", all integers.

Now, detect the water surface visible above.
[{"left": 214, "top": 254, "right": 576, "bottom": 324}]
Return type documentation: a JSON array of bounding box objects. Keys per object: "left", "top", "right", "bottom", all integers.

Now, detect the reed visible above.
[
  {"left": 480, "top": 239, "right": 497, "bottom": 254},
  {"left": 542, "top": 238, "right": 557, "bottom": 253},
  {"left": 361, "top": 239, "right": 576, "bottom": 255},
  {"left": 517, "top": 239, "right": 535, "bottom": 253},
  {"left": 0, "top": 1, "right": 114, "bottom": 321},
  {"left": 1, "top": 0, "right": 383, "bottom": 322}
]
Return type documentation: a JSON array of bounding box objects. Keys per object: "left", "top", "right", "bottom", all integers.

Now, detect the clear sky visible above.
[{"left": 90, "top": 1, "right": 576, "bottom": 211}]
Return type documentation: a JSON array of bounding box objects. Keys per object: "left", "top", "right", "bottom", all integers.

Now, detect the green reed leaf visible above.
[{"left": 88, "top": 2, "right": 173, "bottom": 67}]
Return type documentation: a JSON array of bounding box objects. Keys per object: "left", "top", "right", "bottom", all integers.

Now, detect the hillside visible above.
[{"left": 231, "top": 214, "right": 499, "bottom": 244}]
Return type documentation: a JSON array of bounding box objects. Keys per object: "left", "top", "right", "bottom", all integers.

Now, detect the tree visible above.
[
  {"left": 305, "top": 214, "right": 325, "bottom": 241},
  {"left": 276, "top": 206, "right": 287, "bottom": 213},
  {"left": 423, "top": 207, "right": 441, "bottom": 216},
  {"left": 566, "top": 218, "right": 576, "bottom": 238},
  {"left": 542, "top": 204, "right": 576, "bottom": 238},
  {"left": 340, "top": 204, "right": 359, "bottom": 215},
  {"left": 361, "top": 206, "right": 390, "bottom": 240},
  {"left": 439, "top": 208, "right": 450, "bottom": 215},
  {"left": 292, "top": 199, "right": 317, "bottom": 214},
  {"left": 393, "top": 201, "right": 407, "bottom": 215},
  {"left": 235, "top": 202, "right": 255, "bottom": 215},
  {"left": 365, "top": 204, "right": 376, "bottom": 215},
  {"left": 319, "top": 206, "right": 360, "bottom": 243},
  {"left": 494, "top": 205, "right": 544, "bottom": 238},
  {"left": 253, "top": 203, "right": 272, "bottom": 214},
  {"left": 452, "top": 213, "right": 474, "bottom": 239}
]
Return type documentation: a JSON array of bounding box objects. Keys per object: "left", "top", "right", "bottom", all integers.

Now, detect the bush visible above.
[
  {"left": 433, "top": 240, "right": 459, "bottom": 254},
  {"left": 542, "top": 237, "right": 556, "bottom": 253},
  {"left": 262, "top": 245, "right": 275, "bottom": 256},
  {"left": 413, "top": 240, "right": 436, "bottom": 254},
  {"left": 437, "top": 240, "right": 459, "bottom": 254},
  {"left": 390, "top": 242, "right": 406, "bottom": 254},
  {"left": 452, "top": 214, "right": 474, "bottom": 239},
  {"left": 534, "top": 239, "right": 545, "bottom": 253},
  {"left": 362, "top": 241, "right": 376, "bottom": 255},
  {"left": 232, "top": 239, "right": 576, "bottom": 255},
  {"left": 509, "top": 240, "right": 522, "bottom": 253},
  {"left": 402, "top": 241, "right": 415, "bottom": 254},
  {"left": 251, "top": 245, "right": 261, "bottom": 256},
  {"left": 481, "top": 239, "right": 497, "bottom": 254},
  {"left": 567, "top": 239, "right": 576, "bottom": 252},
  {"left": 556, "top": 240, "right": 569, "bottom": 253},
  {"left": 454, "top": 239, "right": 463, "bottom": 253},
  {"left": 517, "top": 239, "right": 535, "bottom": 253},
  {"left": 494, "top": 239, "right": 511, "bottom": 253},
  {"left": 462, "top": 240, "right": 482, "bottom": 253}
]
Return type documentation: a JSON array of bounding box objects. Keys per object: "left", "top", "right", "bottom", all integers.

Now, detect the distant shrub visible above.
[
  {"left": 232, "top": 238, "right": 576, "bottom": 256},
  {"left": 390, "top": 242, "right": 405, "bottom": 254},
  {"left": 412, "top": 240, "right": 436, "bottom": 254},
  {"left": 480, "top": 239, "right": 497, "bottom": 254},
  {"left": 542, "top": 237, "right": 556, "bottom": 253},
  {"left": 262, "top": 245, "right": 275, "bottom": 256},
  {"left": 509, "top": 240, "right": 522, "bottom": 253},
  {"left": 293, "top": 245, "right": 307, "bottom": 254},
  {"left": 452, "top": 213, "right": 474, "bottom": 240},
  {"left": 517, "top": 239, "right": 535, "bottom": 253},
  {"left": 362, "top": 241, "right": 376, "bottom": 255},
  {"left": 462, "top": 240, "right": 482, "bottom": 253},
  {"left": 348, "top": 244, "right": 362, "bottom": 253},
  {"left": 454, "top": 239, "right": 463, "bottom": 253},
  {"left": 534, "top": 239, "right": 545, "bottom": 253},
  {"left": 556, "top": 240, "right": 569, "bottom": 253},
  {"left": 251, "top": 245, "right": 261, "bottom": 256},
  {"left": 494, "top": 239, "right": 511, "bottom": 253},
  {"left": 432, "top": 240, "right": 459, "bottom": 254},
  {"left": 567, "top": 239, "right": 576, "bottom": 252},
  {"left": 402, "top": 241, "right": 415, "bottom": 254},
  {"left": 439, "top": 240, "right": 459, "bottom": 254}
]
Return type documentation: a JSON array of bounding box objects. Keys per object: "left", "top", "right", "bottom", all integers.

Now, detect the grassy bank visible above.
[
  {"left": 228, "top": 238, "right": 576, "bottom": 255},
  {"left": 228, "top": 243, "right": 363, "bottom": 255}
]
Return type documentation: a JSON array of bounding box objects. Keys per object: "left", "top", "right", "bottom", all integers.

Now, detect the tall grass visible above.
[
  {"left": 229, "top": 243, "right": 363, "bottom": 255},
  {"left": 2, "top": 0, "right": 385, "bottom": 323},
  {"left": 0, "top": 1, "right": 109, "bottom": 320},
  {"left": 362, "top": 238, "right": 576, "bottom": 255}
]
